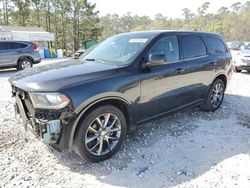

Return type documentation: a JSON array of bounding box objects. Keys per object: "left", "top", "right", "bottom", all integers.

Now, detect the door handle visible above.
[{"left": 175, "top": 68, "right": 185, "bottom": 74}]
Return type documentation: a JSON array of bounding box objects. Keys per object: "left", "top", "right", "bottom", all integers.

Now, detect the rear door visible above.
[
  {"left": 179, "top": 34, "right": 214, "bottom": 101},
  {"left": 204, "top": 36, "right": 232, "bottom": 75}
]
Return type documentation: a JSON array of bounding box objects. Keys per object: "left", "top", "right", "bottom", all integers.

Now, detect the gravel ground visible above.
[{"left": 0, "top": 66, "right": 250, "bottom": 187}]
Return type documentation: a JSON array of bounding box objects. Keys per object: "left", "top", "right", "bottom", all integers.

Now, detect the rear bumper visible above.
[
  {"left": 234, "top": 65, "right": 250, "bottom": 70},
  {"left": 34, "top": 57, "right": 42, "bottom": 64},
  {"left": 233, "top": 58, "right": 250, "bottom": 70}
]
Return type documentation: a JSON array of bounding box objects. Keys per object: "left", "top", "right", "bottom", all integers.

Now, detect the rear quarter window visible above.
[
  {"left": 205, "top": 36, "right": 228, "bottom": 54},
  {"left": 181, "top": 35, "right": 207, "bottom": 59}
]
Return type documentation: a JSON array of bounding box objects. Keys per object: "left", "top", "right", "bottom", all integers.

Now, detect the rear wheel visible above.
[
  {"left": 17, "top": 58, "right": 33, "bottom": 70},
  {"left": 74, "top": 105, "right": 127, "bottom": 162},
  {"left": 201, "top": 79, "right": 225, "bottom": 112}
]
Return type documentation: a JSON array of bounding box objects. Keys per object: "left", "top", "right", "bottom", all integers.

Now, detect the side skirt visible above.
[{"left": 136, "top": 99, "right": 204, "bottom": 125}]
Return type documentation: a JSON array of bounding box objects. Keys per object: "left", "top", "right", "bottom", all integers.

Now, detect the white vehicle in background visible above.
[
  {"left": 73, "top": 48, "right": 86, "bottom": 59},
  {"left": 233, "top": 43, "right": 250, "bottom": 73}
]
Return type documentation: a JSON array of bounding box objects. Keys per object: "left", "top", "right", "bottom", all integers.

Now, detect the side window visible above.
[
  {"left": 150, "top": 36, "right": 179, "bottom": 63},
  {"left": 0, "top": 42, "right": 27, "bottom": 50},
  {"left": 0, "top": 43, "right": 6, "bottom": 50},
  {"left": 181, "top": 35, "right": 207, "bottom": 59},
  {"left": 0, "top": 42, "right": 12, "bottom": 50},
  {"left": 9, "top": 42, "right": 28, "bottom": 49},
  {"left": 206, "top": 37, "right": 228, "bottom": 54}
]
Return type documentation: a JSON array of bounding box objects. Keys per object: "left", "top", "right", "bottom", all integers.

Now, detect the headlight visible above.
[{"left": 29, "top": 92, "right": 70, "bottom": 109}]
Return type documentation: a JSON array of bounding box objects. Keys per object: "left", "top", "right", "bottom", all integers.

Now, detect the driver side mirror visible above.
[
  {"left": 141, "top": 53, "right": 166, "bottom": 70},
  {"left": 148, "top": 53, "right": 166, "bottom": 65}
]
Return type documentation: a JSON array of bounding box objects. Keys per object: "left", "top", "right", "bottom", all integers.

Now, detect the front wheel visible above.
[
  {"left": 201, "top": 79, "right": 225, "bottom": 112},
  {"left": 74, "top": 105, "right": 127, "bottom": 162}
]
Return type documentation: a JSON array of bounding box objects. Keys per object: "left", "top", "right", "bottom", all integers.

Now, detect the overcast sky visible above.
[{"left": 90, "top": 0, "right": 247, "bottom": 18}]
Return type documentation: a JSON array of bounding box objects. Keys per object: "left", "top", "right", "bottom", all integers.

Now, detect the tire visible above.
[
  {"left": 201, "top": 79, "right": 225, "bottom": 112},
  {"left": 233, "top": 67, "right": 241, "bottom": 73},
  {"left": 17, "top": 58, "right": 33, "bottom": 70},
  {"left": 74, "top": 105, "right": 127, "bottom": 162}
]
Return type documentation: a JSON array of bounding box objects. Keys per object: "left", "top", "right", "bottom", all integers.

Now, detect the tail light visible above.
[{"left": 32, "top": 43, "right": 39, "bottom": 51}]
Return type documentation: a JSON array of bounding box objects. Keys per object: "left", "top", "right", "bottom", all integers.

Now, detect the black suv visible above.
[{"left": 9, "top": 31, "right": 232, "bottom": 162}]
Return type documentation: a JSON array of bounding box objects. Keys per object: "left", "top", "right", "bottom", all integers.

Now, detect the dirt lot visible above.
[{"left": 0, "top": 64, "right": 250, "bottom": 187}]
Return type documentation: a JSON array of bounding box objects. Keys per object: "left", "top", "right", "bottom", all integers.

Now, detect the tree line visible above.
[
  {"left": 0, "top": 1, "right": 250, "bottom": 53},
  {"left": 99, "top": 1, "right": 250, "bottom": 42}
]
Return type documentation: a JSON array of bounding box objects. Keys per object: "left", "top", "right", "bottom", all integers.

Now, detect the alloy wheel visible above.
[
  {"left": 85, "top": 113, "right": 122, "bottom": 156},
  {"left": 21, "top": 61, "right": 32, "bottom": 69},
  {"left": 210, "top": 82, "right": 224, "bottom": 108}
]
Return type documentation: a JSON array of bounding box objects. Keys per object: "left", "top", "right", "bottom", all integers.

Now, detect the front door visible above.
[
  {"left": 138, "top": 35, "right": 192, "bottom": 122},
  {"left": 0, "top": 42, "right": 19, "bottom": 66}
]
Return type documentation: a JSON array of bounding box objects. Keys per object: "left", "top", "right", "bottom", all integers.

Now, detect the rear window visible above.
[
  {"left": 206, "top": 36, "right": 228, "bottom": 54},
  {"left": 0, "top": 42, "right": 28, "bottom": 50},
  {"left": 181, "top": 35, "right": 207, "bottom": 59}
]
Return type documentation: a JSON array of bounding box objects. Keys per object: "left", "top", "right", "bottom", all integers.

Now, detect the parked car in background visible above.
[
  {"left": 233, "top": 43, "right": 250, "bottom": 72},
  {"left": 0, "top": 41, "right": 41, "bottom": 70},
  {"left": 73, "top": 48, "right": 86, "bottom": 59},
  {"left": 9, "top": 30, "right": 232, "bottom": 162},
  {"left": 229, "top": 41, "right": 245, "bottom": 50},
  {"left": 73, "top": 39, "right": 98, "bottom": 59}
]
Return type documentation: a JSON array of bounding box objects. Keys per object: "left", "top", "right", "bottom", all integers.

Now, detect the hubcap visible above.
[
  {"left": 85, "top": 113, "right": 121, "bottom": 156},
  {"left": 21, "top": 61, "right": 31, "bottom": 69},
  {"left": 211, "top": 82, "right": 224, "bottom": 108}
]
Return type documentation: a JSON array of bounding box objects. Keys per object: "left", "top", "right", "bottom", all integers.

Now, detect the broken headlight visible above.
[{"left": 29, "top": 92, "right": 70, "bottom": 110}]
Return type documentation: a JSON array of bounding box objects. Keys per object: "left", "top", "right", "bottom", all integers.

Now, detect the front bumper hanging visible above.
[{"left": 14, "top": 88, "right": 76, "bottom": 147}]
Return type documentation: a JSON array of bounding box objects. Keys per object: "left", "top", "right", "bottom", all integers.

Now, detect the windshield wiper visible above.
[
  {"left": 84, "top": 58, "right": 96, "bottom": 61},
  {"left": 84, "top": 58, "right": 106, "bottom": 63}
]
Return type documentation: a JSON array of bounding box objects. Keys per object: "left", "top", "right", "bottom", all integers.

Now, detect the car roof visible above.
[
  {"left": 0, "top": 41, "right": 33, "bottom": 44},
  {"left": 117, "top": 30, "right": 222, "bottom": 38}
]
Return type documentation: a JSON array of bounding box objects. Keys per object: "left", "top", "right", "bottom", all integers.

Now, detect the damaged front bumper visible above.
[{"left": 14, "top": 88, "right": 76, "bottom": 149}]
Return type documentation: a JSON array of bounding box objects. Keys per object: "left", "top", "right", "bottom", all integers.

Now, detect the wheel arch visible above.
[
  {"left": 68, "top": 96, "right": 132, "bottom": 151},
  {"left": 17, "top": 56, "right": 35, "bottom": 65},
  {"left": 204, "top": 73, "right": 227, "bottom": 100},
  {"left": 214, "top": 74, "right": 227, "bottom": 88}
]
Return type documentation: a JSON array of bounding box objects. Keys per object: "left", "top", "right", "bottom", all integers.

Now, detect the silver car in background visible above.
[
  {"left": 233, "top": 43, "right": 250, "bottom": 73},
  {"left": 0, "top": 41, "right": 41, "bottom": 70}
]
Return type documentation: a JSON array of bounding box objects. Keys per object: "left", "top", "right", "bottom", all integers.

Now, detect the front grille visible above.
[{"left": 35, "top": 108, "right": 69, "bottom": 120}]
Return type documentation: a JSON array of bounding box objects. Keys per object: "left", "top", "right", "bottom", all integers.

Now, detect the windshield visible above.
[{"left": 81, "top": 34, "right": 150, "bottom": 64}]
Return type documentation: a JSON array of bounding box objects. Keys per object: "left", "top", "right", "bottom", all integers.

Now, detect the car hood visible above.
[{"left": 9, "top": 60, "right": 118, "bottom": 91}]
